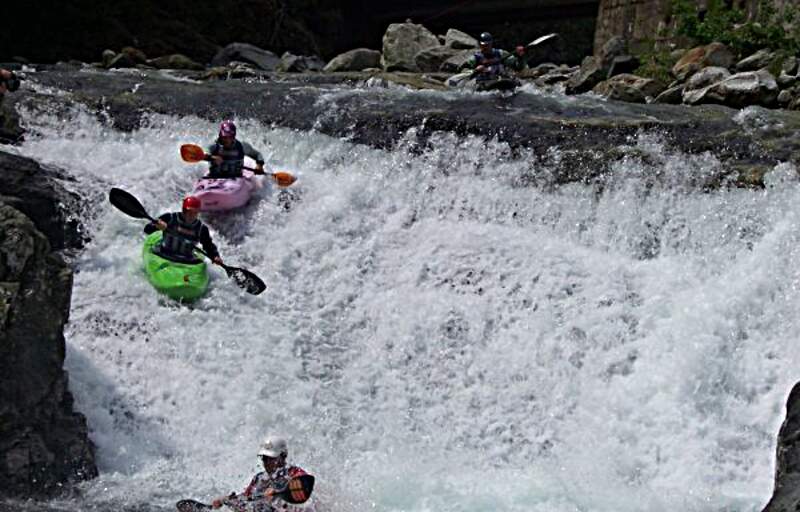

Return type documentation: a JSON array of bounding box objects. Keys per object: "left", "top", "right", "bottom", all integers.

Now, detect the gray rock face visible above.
[
  {"left": 672, "top": 43, "right": 735, "bottom": 81},
  {"left": 653, "top": 84, "right": 684, "bottom": 104},
  {"left": 592, "top": 73, "right": 665, "bottom": 103},
  {"left": 444, "top": 28, "right": 477, "bottom": 49},
  {"left": 381, "top": 22, "right": 440, "bottom": 72},
  {"left": 211, "top": 43, "right": 279, "bottom": 71},
  {"left": 277, "top": 52, "right": 324, "bottom": 73},
  {"left": 0, "top": 151, "right": 95, "bottom": 497},
  {"left": 683, "top": 66, "right": 731, "bottom": 94},
  {"left": 762, "top": 381, "right": 800, "bottom": 512},
  {"left": 414, "top": 46, "right": 461, "bottom": 73},
  {"left": 736, "top": 49, "right": 775, "bottom": 72},
  {"left": 147, "top": 54, "right": 204, "bottom": 71},
  {"left": 0, "top": 100, "right": 24, "bottom": 145},
  {"left": 323, "top": 48, "right": 381, "bottom": 72},
  {"left": 565, "top": 56, "right": 607, "bottom": 94},
  {"left": 684, "top": 70, "right": 778, "bottom": 108},
  {"left": 439, "top": 50, "right": 475, "bottom": 72}
]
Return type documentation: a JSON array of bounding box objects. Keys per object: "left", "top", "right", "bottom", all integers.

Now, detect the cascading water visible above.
[{"left": 6, "top": 91, "right": 799, "bottom": 512}]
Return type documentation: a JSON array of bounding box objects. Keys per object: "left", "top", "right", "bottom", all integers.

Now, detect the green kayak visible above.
[{"left": 142, "top": 231, "right": 209, "bottom": 301}]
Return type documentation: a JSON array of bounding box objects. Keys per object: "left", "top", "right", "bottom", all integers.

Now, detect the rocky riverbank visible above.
[{"left": 0, "top": 150, "right": 96, "bottom": 498}]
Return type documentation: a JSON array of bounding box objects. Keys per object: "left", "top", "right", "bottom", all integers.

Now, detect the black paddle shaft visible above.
[{"left": 108, "top": 188, "right": 266, "bottom": 295}]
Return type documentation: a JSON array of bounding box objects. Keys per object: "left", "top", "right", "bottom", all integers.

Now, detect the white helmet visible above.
[{"left": 258, "top": 436, "right": 288, "bottom": 458}]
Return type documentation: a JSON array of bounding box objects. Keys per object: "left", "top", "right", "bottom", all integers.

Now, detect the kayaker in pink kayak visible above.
[
  {"left": 205, "top": 120, "right": 266, "bottom": 179},
  {"left": 143, "top": 196, "right": 223, "bottom": 265}
]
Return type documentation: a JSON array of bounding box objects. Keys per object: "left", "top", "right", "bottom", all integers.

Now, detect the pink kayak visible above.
[{"left": 191, "top": 170, "right": 258, "bottom": 212}]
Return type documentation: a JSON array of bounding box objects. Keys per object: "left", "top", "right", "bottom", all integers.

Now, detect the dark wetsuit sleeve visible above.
[
  {"left": 241, "top": 141, "right": 264, "bottom": 165},
  {"left": 143, "top": 213, "right": 171, "bottom": 234},
  {"left": 200, "top": 225, "right": 219, "bottom": 259}
]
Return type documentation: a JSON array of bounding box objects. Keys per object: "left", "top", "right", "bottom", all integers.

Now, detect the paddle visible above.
[
  {"left": 175, "top": 475, "right": 315, "bottom": 511},
  {"left": 526, "top": 33, "right": 558, "bottom": 49},
  {"left": 108, "top": 187, "right": 267, "bottom": 296},
  {"left": 181, "top": 144, "right": 297, "bottom": 187}
]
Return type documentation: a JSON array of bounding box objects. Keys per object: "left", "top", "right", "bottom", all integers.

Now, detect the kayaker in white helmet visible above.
[
  {"left": 205, "top": 120, "right": 266, "bottom": 179},
  {"left": 210, "top": 436, "right": 311, "bottom": 511}
]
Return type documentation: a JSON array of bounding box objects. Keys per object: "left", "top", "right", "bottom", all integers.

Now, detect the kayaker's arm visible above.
[
  {"left": 199, "top": 226, "right": 222, "bottom": 264},
  {"left": 143, "top": 213, "right": 171, "bottom": 234},
  {"left": 241, "top": 141, "right": 266, "bottom": 174}
]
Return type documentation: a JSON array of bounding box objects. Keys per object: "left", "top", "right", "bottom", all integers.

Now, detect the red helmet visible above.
[
  {"left": 219, "top": 120, "right": 236, "bottom": 138},
  {"left": 182, "top": 196, "right": 202, "bottom": 211}
]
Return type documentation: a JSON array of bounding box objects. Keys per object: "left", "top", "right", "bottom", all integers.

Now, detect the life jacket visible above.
[
  {"left": 209, "top": 139, "right": 246, "bottom": 178},
  {"left": 243, "top": 466, "right": 307, "bottom": 512},
  {"left": 473, "top": 49, "right": 504, "bottom": 79},
  {"left": 155, "top": 213, "right": 203, "bottom": 263}
]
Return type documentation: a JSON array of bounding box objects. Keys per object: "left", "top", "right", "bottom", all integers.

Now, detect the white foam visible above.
[{"left": 8, "top": 104, "right": 797, "bottom": 512}]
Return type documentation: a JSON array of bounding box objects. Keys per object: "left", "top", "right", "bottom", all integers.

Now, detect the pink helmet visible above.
[{"left": 219, "top": 120, "right": 236, "bottom": 138}]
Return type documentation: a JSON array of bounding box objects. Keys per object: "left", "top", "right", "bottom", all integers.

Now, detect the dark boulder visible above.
[
  {"left": 763, "top": 381, "right": 800, "bottom": 512},
  {"left": 211, "top": 43, "right": 279, "bottom": 71}
]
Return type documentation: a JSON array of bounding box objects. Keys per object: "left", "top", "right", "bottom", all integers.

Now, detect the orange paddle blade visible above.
[
  {"left": 272, "top": 172, "right": 296, "bottom": 187},
  {"left": 180, "top": 144, "right": 206, "bottom": 163}
]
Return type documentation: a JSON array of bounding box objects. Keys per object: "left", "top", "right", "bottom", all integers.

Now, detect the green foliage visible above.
[
  {"left": 671, "top": 0, "right": 800, "bottom": 56},
  {"left": 634, "top": 44, "right": 680, "bottom": 84}
]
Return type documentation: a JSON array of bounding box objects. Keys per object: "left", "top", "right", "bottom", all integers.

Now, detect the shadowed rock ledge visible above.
[
  {"left": 0, "top": 150, "right": 96, "bottom": 497},
  {"left": 763, "top": 381, "right": 800, "bottom": 512}
]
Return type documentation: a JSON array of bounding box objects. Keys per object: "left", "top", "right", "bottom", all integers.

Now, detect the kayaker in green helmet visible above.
[
  {"left": 460, "top": 32, "right": 524, "bottom": 80},
  {"left": 143, "top": 196, "right": 223, "bottom": 265},
  {"left": 205, "top": 120, "right": 266, "bottom": 179}
]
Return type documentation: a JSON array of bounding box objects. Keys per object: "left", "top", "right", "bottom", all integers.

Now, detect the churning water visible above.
[{"left": 6, "top": 90, "right": 800, "bottom": 512}]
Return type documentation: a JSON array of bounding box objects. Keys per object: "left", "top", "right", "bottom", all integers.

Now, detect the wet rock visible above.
[
  {"left": 683, "top": 66, "right": 731, "bottom": 94},
  {"left": 778, "top": 89, "right": 793, "bottom": 107},
  {"left": 565, "top": 55, "right": 607, "bottom": 94},
  {"left": 521, "top": 63, "right": 559, "bottom": 79},
  {"left": 120, "top": 46, "right": 148, "bottom": 65},
  {"left": 762, "top": 381, "right": 800, "bottom": 512},
  {"left": 211, "top": 43, "right": 279, "bottom": 71},
  {"left": 0, "top": 151, "right": 95, "bottom": 498},
  {"left": 672, "top": 43, "right": 735, "bottom": 81},
  {"left": 607, "top": 55, "right": 640, "bottom": 78},
  {"left": 439, "top": 50, "right": 474, "bottom": 72},
  {"left": 684, "top": 70, "right": 778, "bottom": 108},
  {"left": 777, "top": 71, "right": 797, "bottom": 89},
  {"left": 599, "top": 36, "right": 628, "bottom": 66},
  {"left": 0, "top": 101, "right": 24, "bottom": 145},
  {"left": 101, "top": 49, "right": 116, "bottom": 68},
  {"left": 381, "top": 22, "right": 440, "bottom": 72},
  {"left": 107, "top": 52, "right": 136, "bottom": 69},
  {"left": 736, "top": 49, "right": 774, "bottom": 72},
  {"left": 593, "top": 73, "right": 665, "bottom": 103},
  {"left": 324, "top": 48, "right": 381, "bottom": 72},
  {"left": 277, "top": 52, "right": 324, "bottom": 73},
  {"left": 415, "top": 46, "right": 461, "bottom": 73},
  {"left": 782, "top": 56, "right": 799, "bottom": 76},
  {"left": 653, "top": 84, "right": 684, "bottom": 104},
  {"left": 148, "top": 54, "right": 204, "bottom": 71},
  {"left": 444, "top": 28, "right": 477, "bottom": 49}
]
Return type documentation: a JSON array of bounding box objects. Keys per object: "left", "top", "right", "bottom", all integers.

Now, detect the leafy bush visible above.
[{"left": 671, "top": 0, "right": 800, "bottom": 56}]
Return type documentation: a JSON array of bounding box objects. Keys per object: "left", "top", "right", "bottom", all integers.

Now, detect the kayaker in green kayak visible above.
[
  {"left": 205, "top": 120, "right": 266, "bottom": 179},
  {"left": 143, "top": 195, "right": 223, "bottom": 265}
]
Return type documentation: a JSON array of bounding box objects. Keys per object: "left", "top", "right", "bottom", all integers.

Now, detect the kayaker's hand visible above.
[
  {"left": 211, "top": 155, "right": 223, "bottom": 164},
  {"left": 156, "top": 220, "right": 168, "bottom": 231},
  {"left": 515, "top": 45, "right": 526, "bottom": 56},
  {"left": 476, "top": 65, "right": 486, "bottom": 73},
  {"left": 255, "top": 163, "right": 265, "bottom": 175},
  {"left": 211, "top": 498, "right": 222, "bottom": 509},
  {"left": 213, "top": 256, "right": 223, "bottom": 266}
]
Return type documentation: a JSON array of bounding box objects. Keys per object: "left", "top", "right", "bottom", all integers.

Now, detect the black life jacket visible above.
[
  {"left": 208, "top": 140, "right": 245, "bottom": 178},
  {"left": 156, "top": 213, "right": 203, "bottom": 263},
  {"left": 473, "top": 49, "right": 504, "bottom": 79}
]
